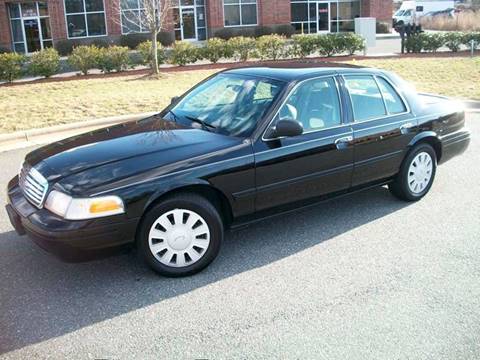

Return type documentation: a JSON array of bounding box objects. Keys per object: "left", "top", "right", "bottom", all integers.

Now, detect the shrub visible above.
[
  {"left": 254, "top": 26, "right": 275, "bottom": 37},
  {"left": 157, "top": 31, "right": 175, "bottom": 46},
  {"left": 463, "top": 32, "right": 480, "bottom": 50},
  {"left": 97, "top": 46, "right": 130, "bottom": 73},
  {"left": 0, "top": 52, "right": 25, "bottom": 82},
  {"left": 376, "top": 21, "right": 390, "bottom": 34},
  {"left": 68, "top": 45, "right": 101, "bottom": 75},
  {"left": 421, "top": 33, "right": 445, "bottom": 52},
  {"left": 28, "top": 48, "right": 61, "bottom": 77},
  {"left": 169, "top": 41, "right": 198, "bottom": 66},
  {"left": 443, "top": 32, "right": 464, "bottom": 52},
  {"left": 274, "top": 24, "right": 296, "bottom": 38},
  {"left": 256, "top": 34, "right": 286, "bottom": 60},
  {"left": 290, "top": 34, "right": 316, "bottom": 58},
  {"left": 315, "top": 34, "right": 341, "bottom": 57},
  {"left": 228, "top": 36, "right": 256, "bottom": 62},
  {"left": 136, "top": 41, "right": 167, "bottom": 68},
  {"left": 337, "top": 33, "right": 365, "bottom": 55},
  {"left": 121, "top": 33, "right": 150, "bottom": 49},
  {"left": 405, "top": 33, "right": 425, "bottom": 53},
  {"left": 201, "top": 37, "right": 230, "bottom": 64},
  {"left": 55, "top": 40, "right": 76, "bottom": 56}
]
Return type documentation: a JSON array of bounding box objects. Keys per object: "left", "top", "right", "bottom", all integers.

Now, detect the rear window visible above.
[
  {"left": 376, "top": 77, "right": 407, "bottom": 114},
  {"left": 344, "top": 75, "right": 386, "bottom": 121}
]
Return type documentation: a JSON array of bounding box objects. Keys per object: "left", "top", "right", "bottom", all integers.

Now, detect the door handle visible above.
[
  {"left": 334, "top": 135, "right": 353, "bottom": 149},
  {"left": 400, "top": 122, "right": 415, "bottom": 134}
]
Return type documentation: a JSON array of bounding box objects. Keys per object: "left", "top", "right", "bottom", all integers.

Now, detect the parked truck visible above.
[{"left": 393, "top": 0, "right": 455, "bottom": 26}]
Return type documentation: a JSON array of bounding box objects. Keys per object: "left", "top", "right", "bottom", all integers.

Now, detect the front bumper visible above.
[{"left": 6, "top": 179, "right": 139, "bottom": 262}]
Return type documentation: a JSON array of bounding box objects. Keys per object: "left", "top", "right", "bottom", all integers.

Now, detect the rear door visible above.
[
  {"left": 253, "top": 76, "right": 354, "bottom": 212},
  {"left": 343, "top": 74, "right": 417, "bottom": 187}
]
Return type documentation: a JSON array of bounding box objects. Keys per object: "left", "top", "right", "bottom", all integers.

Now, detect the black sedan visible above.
[{"left": 6, "top": 65, "right": 470, "bottom": 276}]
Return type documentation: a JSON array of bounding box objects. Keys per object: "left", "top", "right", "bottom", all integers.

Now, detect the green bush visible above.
[
  {"left": 28, "top": 48, "right": 61, "bottom": 78},
  {"left": 315, "top": 34, "right": 341, "bottom": 57},
  {"left": 55, "top": 40, "right": 76, "bottom": 56},
  {"left": 443, "top": 32, "right": 463, "bottom": 52},
  {"left": 421, "top": 33, "right": 445, "bottom": 52},
  {"left": 201, "top": 38, "right": 230, "bottom": 64},
  {"left": 0, "top": 52, "right": 25, "bottom": 82},
  {"left": 98, "top": 46, "right": 130, "bottom": 73},
  {"left": 404, "top": 33, "right": 425, "bottom": 53},
  {"left": 169, "top": 41, "right": 198, "bottom": 66},
  {"left": 290, "top": 34, "right": 317, "bottom": 58},
  {"left": 228, "top": 36, "right": 256, "bottom": 62},
  {"left": 136, "top": 41, "right": 167, "bottom": 68},
  {"left": 337, "top": 33, "right": 365, "bottom": 55},
  {"left": 463, "top": 32, "right": 480, "bottom": 50},
  {"left": 256, "top": 34, "right": 286, "bottom": 60},
  {"left": 68, "top": 45, "right": 101, "bottom": 75}
]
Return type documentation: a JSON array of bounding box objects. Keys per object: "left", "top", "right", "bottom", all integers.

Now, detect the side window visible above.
[
  {"left": 376, "top": 77, "right": 407, "bottom": 114},
  {"left": 275, "top": 77, "right": 341, "bottom": 132},
  {"left": 344, "top": 75, "right": 386, "bottom": 121}
]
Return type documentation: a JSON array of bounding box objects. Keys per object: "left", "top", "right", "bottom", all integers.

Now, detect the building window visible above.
[
  {"left": 8, "top": 2, "right": 53, "bottom": 53},
  {"left": 121, "top": 0, "right": 148, "bottom": 34},
  {"left": 224, "top": 0, "right": 257, "bottom": 27},
  {"left": 291, "top": 0, "right": 360, "bottom": 34},
  {"left": 64, "top": 0, "right": 107, "bottom": 38}
]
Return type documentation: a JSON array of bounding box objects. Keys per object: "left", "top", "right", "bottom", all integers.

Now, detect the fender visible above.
[{"left": 408, "top": 130, "right": 441, "bottom": 148}]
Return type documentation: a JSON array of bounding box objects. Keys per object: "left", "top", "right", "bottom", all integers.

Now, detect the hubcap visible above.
[
  {"left": 148, "top": 209, "right": 210, "bottom": 268},
  {"left": 407, "top": 151, "right": 433, "bottom": 194}
]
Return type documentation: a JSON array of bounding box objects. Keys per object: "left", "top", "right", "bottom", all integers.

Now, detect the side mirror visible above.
[
  {"left": 170, "top": 96, "right": 180, "bottom": 105},
  {"left": 269, "top": 119, "right": 303, "bottom": 139}
]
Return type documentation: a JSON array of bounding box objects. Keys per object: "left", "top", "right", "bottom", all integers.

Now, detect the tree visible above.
[{"left": 119, "top": 0, "right": 172, "bottom": 74}]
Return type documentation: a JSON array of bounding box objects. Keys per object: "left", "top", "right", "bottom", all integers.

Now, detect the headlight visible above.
[{"left": 45, "top": 190, "right": 125, "bottom": 220}]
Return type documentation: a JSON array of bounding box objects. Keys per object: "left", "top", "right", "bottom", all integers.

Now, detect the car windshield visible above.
[
  {"left": 395, "top": 10, "right": 405, "bottom": 16},
  {"left": 169, "top": 73, "right": 285, "bottom": 137}
]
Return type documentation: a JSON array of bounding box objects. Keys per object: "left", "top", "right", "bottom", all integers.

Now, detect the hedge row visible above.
[
  {"left": 405, "top": 31, "right": 480, "bottom": 53},
  {"left": 0, "top": 33, "right": 367, "bottom": 81}
]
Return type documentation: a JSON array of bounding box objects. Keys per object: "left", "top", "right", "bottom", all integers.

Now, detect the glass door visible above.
[
  {"left": 317, "top": 2, "right": 330, "bottom": 32},
  {"left": 181, "top": 7, "right": 197, "bottom": 40},
  {"left": 23, "top": 18, "right": 42, "bottom": 53}
]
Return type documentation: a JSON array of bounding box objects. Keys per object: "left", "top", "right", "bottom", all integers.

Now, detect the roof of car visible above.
[{"left": 223, "top": 63, "right": 381, "bottom": 82}]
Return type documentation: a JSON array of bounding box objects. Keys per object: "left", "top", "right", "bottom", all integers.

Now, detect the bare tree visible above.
[{"left": 117, "top": 0, "right": 172, "bottom": 74}]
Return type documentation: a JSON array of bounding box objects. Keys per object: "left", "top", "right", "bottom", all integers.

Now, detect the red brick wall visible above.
[
  {"left": 0, "top": 2, "right": 12, "bottom": 49},
  {"left": 48, "top": 0, "right": 67, "bottom": 41},
  {"left": 258, "top": 0, "right": 290, "bottom": 26},
  {"left": 361, "top": 0, "right": 392, "bottom": 22},
  {"left": 105, "top": 0, "right": 121, "bottom": 36}
]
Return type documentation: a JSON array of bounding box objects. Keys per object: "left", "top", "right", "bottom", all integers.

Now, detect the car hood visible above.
[{"left": 25, "top": 115, "right": 243, "bottom": 194}]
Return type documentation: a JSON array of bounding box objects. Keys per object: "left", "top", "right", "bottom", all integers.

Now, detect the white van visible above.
[{"left": 393, "top": 0, "right": 455, "bottom": 26}]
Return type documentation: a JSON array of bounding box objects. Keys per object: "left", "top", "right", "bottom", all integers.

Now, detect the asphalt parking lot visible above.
[{"left": 0, "top": 114, "right": 479, "bottom": 359}]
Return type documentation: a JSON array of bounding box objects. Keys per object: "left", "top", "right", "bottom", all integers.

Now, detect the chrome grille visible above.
[{"left": 19, "top": 164, "right": 48, "bottom": 208}]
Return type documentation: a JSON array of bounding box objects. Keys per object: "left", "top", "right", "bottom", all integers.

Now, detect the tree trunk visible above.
[{"left": 152, "top": 32, "right": 159, "bottom": 74}]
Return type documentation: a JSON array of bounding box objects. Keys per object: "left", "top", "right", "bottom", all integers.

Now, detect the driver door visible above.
[{"left": 253, "top": 76, "right": 354, "bottom": 211}]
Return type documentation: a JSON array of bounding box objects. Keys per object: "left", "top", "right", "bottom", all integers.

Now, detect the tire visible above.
[
  {"left": 389, "top": 143, "right": 437, "bottom": 202},
  {"left": 138, "top": 193, "right": 223, "bottom": 277}
]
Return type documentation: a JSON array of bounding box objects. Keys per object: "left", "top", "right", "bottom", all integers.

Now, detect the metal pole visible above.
[{"left": 472, "top": 40, "right": 475, "bottom": 57}]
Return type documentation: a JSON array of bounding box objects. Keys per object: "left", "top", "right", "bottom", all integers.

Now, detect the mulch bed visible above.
[{"left": 1, "top": 50, "right": 479, "bottom": 88}]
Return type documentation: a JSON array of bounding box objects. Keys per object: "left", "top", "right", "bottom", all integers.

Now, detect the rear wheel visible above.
[
  {"left": 138, "top": 194, "right": 223, "bottom": 277},
  {"left": 389, "top": 143, "right": 437, "bottom": 201}
]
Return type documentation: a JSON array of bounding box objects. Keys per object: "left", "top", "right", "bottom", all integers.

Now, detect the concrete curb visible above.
[{"left": 0, "top": 112, "right": 156, "bottom": 143}]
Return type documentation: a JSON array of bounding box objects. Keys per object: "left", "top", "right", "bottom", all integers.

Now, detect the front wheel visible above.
[
  {"left": 389, "top": 143, "right": 437, "bottom": 201},
  {"left": 138, "top": 194, "right": 223, "bottom": 277}
]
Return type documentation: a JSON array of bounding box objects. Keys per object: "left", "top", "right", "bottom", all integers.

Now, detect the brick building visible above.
[{"left": 0, "top": 0, "right": 392, "bottom": 53}]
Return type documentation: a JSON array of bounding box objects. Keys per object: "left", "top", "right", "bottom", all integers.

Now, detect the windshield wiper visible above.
[{"left": 185, "top": 115, "right": 217, "bottom": 132}]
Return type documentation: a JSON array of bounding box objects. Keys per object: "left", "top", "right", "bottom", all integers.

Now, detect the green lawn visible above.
[{"left": 0, "top": 57, "right": 478, "bottom": 134}]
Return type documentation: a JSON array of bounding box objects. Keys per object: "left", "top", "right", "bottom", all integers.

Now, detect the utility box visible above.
[{"left": 355, "top": 17, "right": 376, "bottom": 48}]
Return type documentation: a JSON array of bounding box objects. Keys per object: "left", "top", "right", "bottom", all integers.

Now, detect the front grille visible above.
[{"left": 19, "top": 164, "right": 49, "bottom": 208}]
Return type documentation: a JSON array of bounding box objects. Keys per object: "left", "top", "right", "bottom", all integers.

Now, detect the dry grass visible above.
[
  {"left": 348, "top": 57, "right": 480, "bottom": 100},
  {"left": 0, "top": 57, "right": 479, "bottom": 133},
  {"left": 421, "top": 11, "right": 480, "bottom": 31}
]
